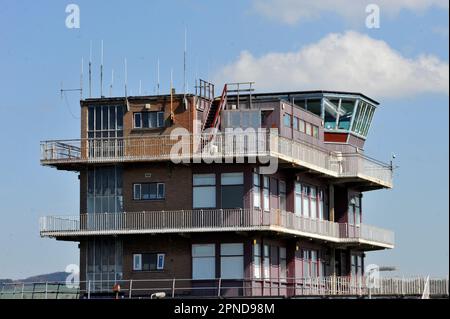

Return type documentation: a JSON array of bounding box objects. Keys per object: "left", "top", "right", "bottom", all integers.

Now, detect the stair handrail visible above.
[{"left": 210, "top": 84, "right": 228, "bottom": 129}]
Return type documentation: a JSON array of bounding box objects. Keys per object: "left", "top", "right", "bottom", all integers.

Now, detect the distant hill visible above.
[{"left": 0, "top": 272, "right": 68, "bottom": 284}]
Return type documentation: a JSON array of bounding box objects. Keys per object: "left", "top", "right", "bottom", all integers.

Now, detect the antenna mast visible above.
[
  {"left": 124, "top": 58, "right": 128, "bottom": 97},
  {"left": 89, "top": 41, "right": 92, "bottom": 97},
  {"left": 110, "top": 69, "right": 114, "bottom": 97},
  {"left": 184, "top": 26, "right": 187, "bottom": 95},
  {"left": 157, "top": 58, "right": 160, "bottom": 95},
  {"left": 100, "top": 40, "right": 104, "bottom": 97}
]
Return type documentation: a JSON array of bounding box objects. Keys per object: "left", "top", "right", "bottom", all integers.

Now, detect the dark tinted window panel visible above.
[
  {"left": 88, "top": 107, "right": 94, "bottom": 131},
  {"left": 221, "top": 185, "right": 244, "bottom": 209}
]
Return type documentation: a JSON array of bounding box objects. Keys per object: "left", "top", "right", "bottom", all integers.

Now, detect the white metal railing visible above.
[
  {"left": 39, "top": 209, "right": 394, "bottom": 247},
  {"left": 40, "top": 133, "right": 393, "bottom": 187},
  {"left": 1, "top": 276, "right": 447, "bottom": 299}
]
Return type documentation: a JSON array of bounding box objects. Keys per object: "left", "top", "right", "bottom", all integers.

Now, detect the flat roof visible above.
[{"left": 228, "top": 90, "right": 379, "bottom": 105}]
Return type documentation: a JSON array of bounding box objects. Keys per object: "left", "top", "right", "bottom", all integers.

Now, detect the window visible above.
[
  {"left": 221, "top": 173, "right": 244, "bottom": 209},
  {"left": 302, "top": 185, "right": 310, "bottom": 218},
  {"left": 295, "top": 182, "right": 302, "bottom": 215},
  {"left": 318, "top": 190, "right": 325, "bottom": 220},
  {"left": 253, "top": 173, "right": 261, "bottom": 209},
  {"left": 133, "top": 253, "right": 165, "bottom": 271},
  {"left": 193, "top": 174, "right": 216, "bottom": 208},
  {"left": 348, "top": 195, "right": 362, "bottom": 226},
  {"left": 299, "top": 119, "right": 305, "bottom": 133},
  {"left": 253, "top": 243, "right": 261, "bottom": 279},
  {"left": 87, "top": 166, "right": 123, "bottom": 214},
  {"left": 133, "top": 111, "right": 165, "bottom": 129},
  {"left": 310, "top": 187, "right": 317, "bottom": 219},
  {"left": 313, "top": 126, "right": 319, "bottom": 138},
  {"left": 263, "top": 245, "right": 270, "bottom": 279},
  {"left": 293, "top": 117, "right": 299, "bottom": 130},
  {"left": 305, "top": 122, "right": 312, "bottom": 136},
  {"left": 133, "top": 254, "right": 142, "bottom": 271},
  {"left": 302, "top": 250, "right": 310, "bottom": 278},
  {"left": 279, "top": 247, "right": 287, "bottom": 281},
  {"left": 263, "top": 176, "right": 270, "bottom": 212},
  {"left": 279, "top": 181, "right": 286, "bottom": 212},
  {"left": 306, "top": 99, "right": 322, "bottom": 116},
  {"left": 311, "top": 250, "right": 318, "bottom": 277},
  {"left": 301, "top": 249, "right": 320, "bottom": 278},
  {"left": 192, "top": 244, "right": 215, "bottom": 280},
  {"left": 283, "top": 113, "right": 292, "bottom": 127},
  {"left": 220, "top": 243, "right": 244, "bottom": 279},
  {"left": 133, "top": 183, "right": 165, "bottom": 200},
  {"left": 295, "top": 183, "right": 325, "bottom": 220},
  {"left": 134, "top": 112, "right": 142, "bottom": 128},
  {"left": 351, "top": 254, "right": 357, "bottom": 276}
]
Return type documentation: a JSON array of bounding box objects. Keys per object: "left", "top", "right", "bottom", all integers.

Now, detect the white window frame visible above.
[
  {"left": 133, "top": 182, "right": 165, "bottom": 200},
  {"left": 263, "top": 176, "right": 270, "bottom": 212},
  {"left": 133, "top": 254, "right": 142, "bottom": 271},
  {"left": 133, "top": 184, "right": 142, "bottom": 200},
  {"left": 253, "top": 243, "right": 261, "bottom": 279},
  {"left": 263, "top": 244, "right": 270, "bottom": 279},
  {"left": 253, "top": 173, "right": 261, "bottom": 209},
  {"left": 156, "top": 253, "right": 165, "bottom": 270},
  {"left": 134, "top": 112, "right": 142, "bottom": 128}
]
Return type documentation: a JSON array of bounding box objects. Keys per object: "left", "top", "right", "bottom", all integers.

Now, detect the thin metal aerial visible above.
[
  {"left": 89, "top": 41, "right": 92, "bottom": 97},
  {"left": 124, "top": 58, "right": 128, "bottom": 97},
  {"left": 184, "top": 26, "right": 187, "bottom": 95},
  {"left": 157, "top": 58, "right": 160, "bottom": 95},
  {"left": 110, "top": 69, "right": 114, "bottom": 97},
  {"left": 100, "top": 40, "right": 104, "bottom": 97}
]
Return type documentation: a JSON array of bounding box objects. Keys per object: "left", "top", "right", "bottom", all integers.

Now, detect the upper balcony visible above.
[
  {"left": 39, "top": 208, "right": 394, "bottom": 250},
  {"left": 40, "top": 132, "right": 393, "bottom": 189}
]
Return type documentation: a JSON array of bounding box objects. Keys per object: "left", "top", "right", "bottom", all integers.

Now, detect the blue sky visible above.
[{"left": 0, "top": 0, "right": 448, "bottom": 279}]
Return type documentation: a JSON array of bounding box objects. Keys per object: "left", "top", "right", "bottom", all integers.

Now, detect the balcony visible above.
[
  {"left": 40, "top": 209, "right": 394, "bottom": 249},
  {"left": 40, "top": 132, "right": 393, "bottom": 189}
]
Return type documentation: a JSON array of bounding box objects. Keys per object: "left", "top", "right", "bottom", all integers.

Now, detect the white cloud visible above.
[
  {"left": 253, "top": 0, "right": 449, "bottom": 25},
  {"left": 214, "top": 31, "right": 449, "bottom": 98}
]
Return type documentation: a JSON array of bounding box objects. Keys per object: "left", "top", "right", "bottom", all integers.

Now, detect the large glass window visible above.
[
  {"left": 306, "top": 99, "right": 322, "bottom": 116},
  {"left": 193, "top": 174, "right": 216, "bottom": 208},
  {"left": 279, "top": 181, "right": 286, "bottom": 212},
  {"left": 263, "top": 245, "right": 270, "bottom": 279},
  {"left": 324, "top": 98, "right": 339, "bottom": 129},
  {"left": 87, "top": 105, "right": 124, "bottom": 157},
  {"left": 302, "top": 185, "right": 310, "bottom": 218},
  {"left": 279, "top": 247, "right": 287, "bottom": 282},
  {"left": 221, "top": 173, "right": 244, "bottom": 209},
  {"left": 338, "top": 100, "right": 356, "bottom": 130},
  {"left": 87, "top": 166, "right": 123, "bottom": 214},
  {"left": 220, "top": 243, "right": 244, "bottom": 279},
  {"left": 348, "top": 195, "right": 362, "bottom": 226},
  {"left": 301, "top": 249, "right": 320, "bottom": 278},
  {"left": 263, "top": 176, "right": 270, "bottom": 212},
  {"left": 192, "top": 244, "right": 215, "bottom": 280},
  {"left": 295, "top": 182, "right": 302, "bottom": 215},
  {"left": 86, "top": 238, "right": 123, "bottom": 292},
  {"left": 253, "top": 173, "right": 261, "bottom": 209},
  {"left": 253, "top": 243, "right": 261, "bottom": 279}
]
